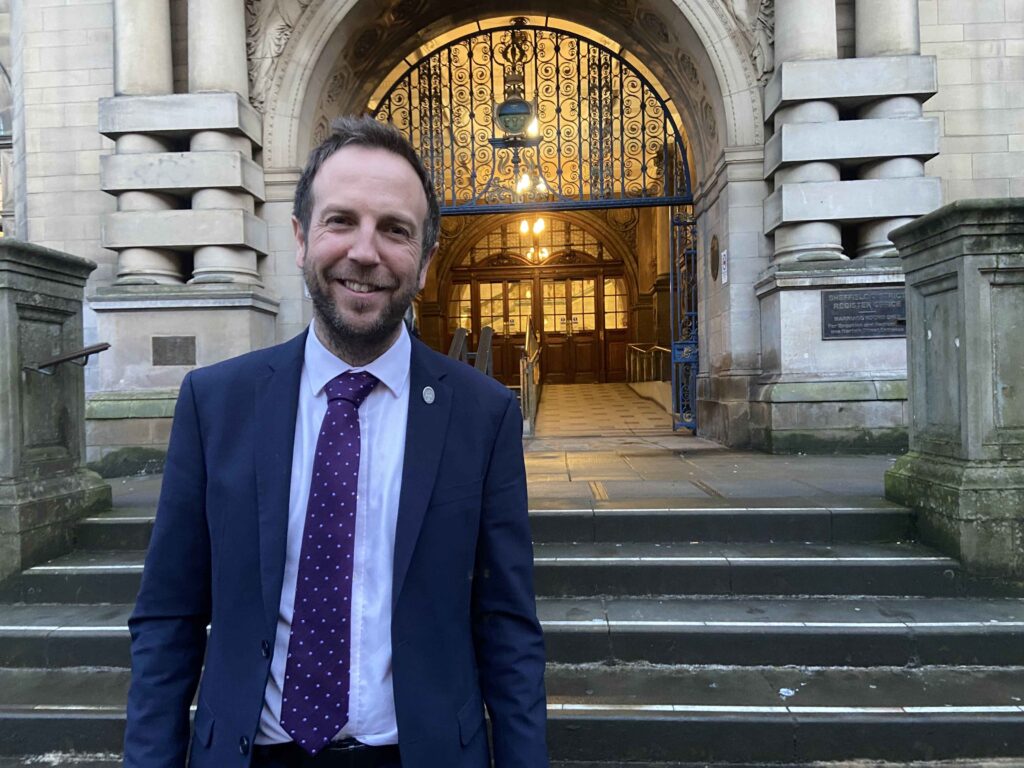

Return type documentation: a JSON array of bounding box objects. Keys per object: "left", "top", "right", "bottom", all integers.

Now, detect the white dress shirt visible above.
[{"left": 257, "top": 324, "right": 411, "bottom": 746}]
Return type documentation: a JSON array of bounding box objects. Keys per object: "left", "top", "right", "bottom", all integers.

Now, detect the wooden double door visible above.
[{"left": 460, "top": 274, "right": 628, "bottom": 386}]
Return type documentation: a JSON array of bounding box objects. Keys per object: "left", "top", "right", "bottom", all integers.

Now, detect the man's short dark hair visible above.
[{"left": 293, "top": 115, "right": 441, "bottom": 265}]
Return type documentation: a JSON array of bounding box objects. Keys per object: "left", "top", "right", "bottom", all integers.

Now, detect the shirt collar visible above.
[{"left": 303, "top": 321, "right": 411, "bottom": 401}]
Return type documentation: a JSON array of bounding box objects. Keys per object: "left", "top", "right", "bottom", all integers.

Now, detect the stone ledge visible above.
[
  {"left": 752, "top": 378, "right": 908, "bottom": 403},
  {"left": 892, "top": 197, "right": 1024, "bottom": 263},
  {"left": 87, "top": 389, "right": 179, "bottom": 420},
  {"left": 764, "top": 177, "right": 942, "bottom": 232},
  {"left": 0, "top": 240, "right": 96, "bottom": 291},
  {"left": 765, "top": 56, "right": 938, "bottom": 119},
  {"left": 755, "top": 258, "right": 906, "bottom": 296},
  {"left": 89, "top": 284, "right": 280, "bottom": 313},
  {"left": 102, "top": 209, "right": 269, "bottom": 254},
  {"left": 98, "top": 93, "right": 262, "bottom": 146},
  {"left": 764, "top": 119, "right": 939, "bottom": 177},
  {"left": 100, "top": 151, "right": 266, "bottom": 201}
]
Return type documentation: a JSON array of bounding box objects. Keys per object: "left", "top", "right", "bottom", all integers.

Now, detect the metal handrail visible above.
[
  {"left": 23, "top": 342, "right": 110, "bottom": 376},
  {"left": 627, "top": 344, "right": 671, "bottom": 383},
  {"left": 519, "top": 318, "right": 542, "bottom": 436}
]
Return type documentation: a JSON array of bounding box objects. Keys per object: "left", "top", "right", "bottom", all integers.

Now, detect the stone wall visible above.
[
  {"left": 920, "top": 0, "right": 1024, "bottom": 201},
  {"left": 16, "top": 0, "right": 117, "bottom": 396}
]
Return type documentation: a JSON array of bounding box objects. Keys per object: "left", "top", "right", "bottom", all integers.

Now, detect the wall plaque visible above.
[
  {"left": 821, "top": 288, "right": 905, "bottom": 340},
  {"left": 152, "top": 336, "right": 196, "bottom": 366}
]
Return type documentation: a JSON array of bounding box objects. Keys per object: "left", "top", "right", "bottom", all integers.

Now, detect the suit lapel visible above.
[
  {"left": 393, "top": 338, "right": 451, "bottom": 609},
  {"left": 254, "top": 332, "right": 306, "bottom": 633}
]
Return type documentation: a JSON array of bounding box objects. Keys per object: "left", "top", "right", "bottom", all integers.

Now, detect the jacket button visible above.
[
  {"left": 239, "top": 736, "right": 250, "bottom": 755},
  {"left": 261, "top": 640, "right": 271, "bottom": 658}
]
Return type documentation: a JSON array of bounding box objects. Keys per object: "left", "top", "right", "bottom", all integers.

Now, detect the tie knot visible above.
[{"left": 325, "top": 370, "right": 378, "bottom": 407}]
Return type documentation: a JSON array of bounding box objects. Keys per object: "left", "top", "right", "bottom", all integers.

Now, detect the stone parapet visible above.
[
  {"left": 0, "top": 241, "right": 110, "bottom": 582},
  {"left": 102, "top": 209, "right": 269, "bottom": 254},
  {"left": 101, "top": 151, "right": 266, "bottom": 200},
  {"left": 98, "top": 93, "right": 263, "bottom": 145},
  {"left": 764, "top": 177, "right": 942, "bottom": 232},
  {"left": 765, "top": 55, "right": 938, "bottom": 118},
  {"left": 764, "top": 118, "right": 939, "bottom": 176},
  {"left": 886, "top": 199, "right": 1024, "bottom": 578}
]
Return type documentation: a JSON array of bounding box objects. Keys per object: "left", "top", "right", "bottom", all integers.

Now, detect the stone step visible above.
[
  {"left": 66, "top": 503, "right": 915, "bottom": 556},
  {"left": 0, "top": 540, "right": 961, "bottom": 605},
  {"left": 0, "top": 551, "right": 146, "bottom": 604},
  {"left": 74, "top": 508, "right": 155, "bottom": 551},
  {"left": 4, "top": 596, "right": 1023, "bottom": 670},
  {"left": 529, "top": 503, "right": 914, "bottom": 544},
  {"left": 533, "top": 541, "right": 961, "bottom": 597},
  {"left": 544, "top": 664, "right": 1024, "bottom": 764},
  {"left": 2, "top": 666, "right": 1022, "bottom": 762},
  {"left": 539, "top": 596, "right": 1024, "bottom": 666},
  {"left": 0, "top": 604, "right": 133, "bottom": 668}
]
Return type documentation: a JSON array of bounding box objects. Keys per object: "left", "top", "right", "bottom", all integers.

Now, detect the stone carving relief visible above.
[
  {"left": 751, "top": 0, "right": 775, "bottom": 84},
  {"left": 246, "top": 0, "right": 313, "bottom": 112}
]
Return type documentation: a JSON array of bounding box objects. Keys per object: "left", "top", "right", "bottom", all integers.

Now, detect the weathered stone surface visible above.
[
  {"left": 764, "top": 118, "right": 939, "bottom": 176},
  {"left": 764, "top": 177, "right": 942, "bottom": 231},
  {"left": 0, "top": 241, "right": 111, "bottom": 582},
  {"left": 765, "top": 55, "right": 938, "bottom": 118},
  {"left": 102, "top": 209, "right": 269, "bottom": 254},
  {"left": 100, "top": 151, "right": 266, "bottom": 200},
  {"left": 97, "top": 93, "right": 262, "bottom": 146},
  {"left": 887, "top": 199, "right": 1024, "bottom": 577}
]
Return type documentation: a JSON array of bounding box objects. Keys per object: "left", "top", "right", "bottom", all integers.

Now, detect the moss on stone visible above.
[{"left": 87, "top": 447, "right": 167, "bottom": 479}]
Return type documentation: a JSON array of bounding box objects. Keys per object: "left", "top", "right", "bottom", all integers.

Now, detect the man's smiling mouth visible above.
[{"left": 339, "top": 279, "right": 384, "bottom": 294}]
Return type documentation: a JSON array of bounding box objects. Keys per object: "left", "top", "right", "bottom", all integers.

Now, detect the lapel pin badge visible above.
[{"left": 422, "top": 386, "right": 435, "bottom": 404}]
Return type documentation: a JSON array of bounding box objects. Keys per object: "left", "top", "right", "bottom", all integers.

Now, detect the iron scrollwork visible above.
[{"left": 373, "top": 21, "right": 693, "bottom": 213}]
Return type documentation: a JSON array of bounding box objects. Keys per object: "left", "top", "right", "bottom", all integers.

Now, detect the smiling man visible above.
[{"left": 124, "top": 116, "right": 549, "bottom": 768}]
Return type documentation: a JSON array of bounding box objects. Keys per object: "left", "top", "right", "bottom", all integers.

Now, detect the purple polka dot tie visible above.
[{"left": 281, "top": 370, "right": 378, "bottom": 754}]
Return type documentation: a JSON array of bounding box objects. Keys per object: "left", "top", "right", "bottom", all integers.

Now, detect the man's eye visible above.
[
  {"left": 387, "top": 225, "right": 412, "bottom": 237},
  {"left": 326, "top": 215, "right": 353, "bottom": 226}
]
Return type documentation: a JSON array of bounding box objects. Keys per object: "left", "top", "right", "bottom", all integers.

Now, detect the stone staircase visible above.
[{"left": 1, "top": 485, "right": 1023, "bottom": 765}]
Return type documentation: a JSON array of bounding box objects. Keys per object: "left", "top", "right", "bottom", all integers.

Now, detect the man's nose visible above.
[{"left": 346, "top": 223, "right": 380, "bottom": 265}]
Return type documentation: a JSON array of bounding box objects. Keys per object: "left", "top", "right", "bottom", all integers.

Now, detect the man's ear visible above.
[
  {"left": 418, "top": 242, "right": 438, "bottom": 291},
  {"left": 293, "top": 215, "right": 306, "bottom": 270}
]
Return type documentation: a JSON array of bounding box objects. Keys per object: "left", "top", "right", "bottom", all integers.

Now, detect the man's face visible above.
[{"left": 294, "top": 145, "right": 436, "bottom": 358}]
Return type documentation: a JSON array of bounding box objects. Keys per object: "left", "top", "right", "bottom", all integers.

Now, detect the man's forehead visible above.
[{"left": 309, "top": 145, "right": 428, "bottom": 212}]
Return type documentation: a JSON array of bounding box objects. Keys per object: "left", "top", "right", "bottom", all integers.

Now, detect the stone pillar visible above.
[
  {"left": 0, "top": 242, "right": 111, "bottom": 582},
  {"left": 854, "top": 0, "right": 924, "bottom": 258},
  {"left": 187, "top": 0, "right": 260, "bottom": 284},
  {"left": 111, "top": 0, "right": 182, "bottom": 284},
  {"left": 768, "top": 0, "right": 844, "bottom": 262},
  {"left": 886, "top": 200, "right": 1024, "bottom": 578}
]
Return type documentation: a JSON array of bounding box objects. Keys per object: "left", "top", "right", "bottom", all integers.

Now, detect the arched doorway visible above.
[
  {"left": 366, "top": 18, "right": 697, "bottom": 419},
  {"left": 442, "top": 213, "right": 636, "bottom": 385},
  {"left": 257, "top": 1, "right": 766, "bottom": 442}
]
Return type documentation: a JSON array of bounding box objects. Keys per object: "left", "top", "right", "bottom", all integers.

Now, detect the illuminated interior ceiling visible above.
[{"left": 369, "top": 16, "right": 693, "bottom": 213}]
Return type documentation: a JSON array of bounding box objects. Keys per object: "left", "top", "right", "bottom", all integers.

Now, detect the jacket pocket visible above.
[
  {"left": 193, "top": 699, "right": 215, "bottom": 748},
  {"left": 457, "top": 690, "right": 485, "bottom": 746}
]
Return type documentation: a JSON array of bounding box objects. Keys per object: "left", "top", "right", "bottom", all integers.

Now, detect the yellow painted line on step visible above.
[{"left": 589, "top": 481, "right": 609, "bottom": 501}]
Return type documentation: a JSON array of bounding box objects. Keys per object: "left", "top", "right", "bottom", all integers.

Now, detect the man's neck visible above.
[{"left": 312, "top": 318, "right": 402, "bottom": 368}]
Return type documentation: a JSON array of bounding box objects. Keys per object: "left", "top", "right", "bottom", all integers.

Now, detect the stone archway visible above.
[{"left": 250, "top": 0, "right": 770, "bottom": 446}]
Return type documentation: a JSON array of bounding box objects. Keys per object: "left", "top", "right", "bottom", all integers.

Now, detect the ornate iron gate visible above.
[
  {"left": 371, "top": 18, "right": 699, "bottom": 428},
  {"left": 669, "top": 208, "right": 698, "bottom": 431}
]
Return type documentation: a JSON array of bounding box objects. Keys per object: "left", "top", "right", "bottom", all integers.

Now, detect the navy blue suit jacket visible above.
[{"left": 124, "top": 332, "right": 548, "bottom": 768}]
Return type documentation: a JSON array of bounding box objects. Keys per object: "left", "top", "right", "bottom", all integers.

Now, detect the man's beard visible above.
[{"left": 303, "top": 260, "right": 419, "bottom": 364}]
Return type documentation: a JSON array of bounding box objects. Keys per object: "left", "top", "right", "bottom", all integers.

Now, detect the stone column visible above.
[
  {"left": 886, "top": 200, "right": 1024, "bottom": 578},
  {"left": 187, "top": 0, "right": 260, "bottom": 284},
  {"left": 111, "top": 0, "right": 181, "bottom": 284},
  {"left": 770, "top": 0, "right": 845, "bottom": 262},
  {"left": 854, "top": 0, "right": 924, "bottom": 258}
]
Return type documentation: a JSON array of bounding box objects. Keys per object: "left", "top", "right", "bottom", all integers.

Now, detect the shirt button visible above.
[
  {"left": 261, "top": 640, "right": 271, "bottom": 658},
  {"left": 239, "top": 736, "right": 250, "bottom": 755}
]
